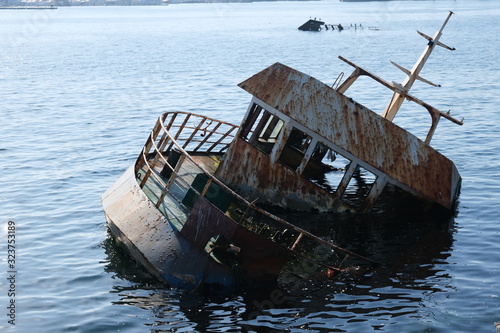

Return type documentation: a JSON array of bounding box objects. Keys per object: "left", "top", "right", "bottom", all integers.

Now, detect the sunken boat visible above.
[
  {"left": 298, "top": 18, "right": 325, "bottom": 31},
  {"left": 102, "top": 12, "right": 461, "bottom": 289}
]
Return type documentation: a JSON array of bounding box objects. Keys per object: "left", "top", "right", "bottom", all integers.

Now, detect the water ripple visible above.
[{"left": 2, "top": 2, "right": 500, "bottom": 332}]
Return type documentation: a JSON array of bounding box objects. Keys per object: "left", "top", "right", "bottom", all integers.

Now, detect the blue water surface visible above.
[{"left": 1, "top": 1, "right": 500, "bottom": 332}]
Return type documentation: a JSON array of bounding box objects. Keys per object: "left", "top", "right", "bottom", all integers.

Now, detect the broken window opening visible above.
[
  {"left": 279, "top": 127, "right": 312, "bottom": 170},
  {"left": 240, "top": 104, "right": 284, "bottom": 155},
  {"left": 240, "top": 103, "right": 263, "bottom": 142},
  {"left": 181, "top": 173, "right": 233, "bottom": 213},
  {"left": 160, "top": 148, "right": 182, "bottom": 178},
  {"left": 303, "top": 142, "right": 352, "bottom": 194},
  {"left": 343, "top": 165, "right": 377, "bottom": 208}
]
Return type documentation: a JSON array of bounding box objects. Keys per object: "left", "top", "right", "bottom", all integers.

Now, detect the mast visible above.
[{"left": 381, "top": 11, "right": 455, "bottom": 121}]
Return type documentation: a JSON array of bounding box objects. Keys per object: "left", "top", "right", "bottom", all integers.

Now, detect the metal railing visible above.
[{"left": 134, "top": 111, "right": 376, "bottom": 278}]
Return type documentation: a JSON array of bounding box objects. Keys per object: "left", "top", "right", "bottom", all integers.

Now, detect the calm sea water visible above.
[{"left": 1, "top": 1, "right": 500, "bottom": 332}]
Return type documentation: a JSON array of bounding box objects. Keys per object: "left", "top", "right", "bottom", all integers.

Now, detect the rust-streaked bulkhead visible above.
[{"left": 215, "top": 63, "right": 460, "bottom": 212}]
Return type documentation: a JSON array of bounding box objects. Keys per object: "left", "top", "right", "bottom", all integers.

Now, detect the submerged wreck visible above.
[
  {"left": 102, "top": 12, "right": 462, "bottom": 289},
  {"left": 298, "top": 18, "right": 325, "bottom": 31}
]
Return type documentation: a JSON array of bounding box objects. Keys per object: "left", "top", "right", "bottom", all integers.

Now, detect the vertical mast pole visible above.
[{"left": 381, "top": 11, "right": 454, "bottom": 121}]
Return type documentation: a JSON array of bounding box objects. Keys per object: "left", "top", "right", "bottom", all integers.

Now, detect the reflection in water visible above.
[{"left": 102, "top": 210, "right": 455, "bottom": 332}]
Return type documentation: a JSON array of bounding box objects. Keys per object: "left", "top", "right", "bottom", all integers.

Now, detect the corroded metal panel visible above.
[
  {"left": 216, "top": 138, "right": 337, "bottom": 211},
  {"left": 102, "top": 166, "right": 236, "bottom": 288},
  {"left": 237, "top": 63, "right": 459, "bottom": 209},
  {"left": 180, "top": 198, "right": 291, "bottom": 281}
]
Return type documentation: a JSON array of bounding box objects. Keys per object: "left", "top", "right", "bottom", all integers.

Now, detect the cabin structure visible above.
[{"left": 214, "top": 62, "right": 461, "bottom": 214}]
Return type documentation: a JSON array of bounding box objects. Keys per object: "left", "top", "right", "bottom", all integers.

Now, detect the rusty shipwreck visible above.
[{"left": 102, "top": 12, "right": 461, "bottom": 289}]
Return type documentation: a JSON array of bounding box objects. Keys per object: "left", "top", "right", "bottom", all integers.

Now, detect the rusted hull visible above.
[
  {"left": 101, "top": 111, "right": 379, "bottom": 289},
  {"left": 102, "top": 166, "right": 236, "bottom": 288},
  {"left": 180, "top": 198, "right": 291, "bottom": 282},
  {"left": 102, "top": 165, "right": 291, "bottom": 288}
]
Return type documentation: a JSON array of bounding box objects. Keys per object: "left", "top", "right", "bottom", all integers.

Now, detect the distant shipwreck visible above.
[
  {"left": 102, "top": 12, "right": 461, "bottom": 290},
  {"left": 298, "top": 18, "right": 377, "bottom": 31}
]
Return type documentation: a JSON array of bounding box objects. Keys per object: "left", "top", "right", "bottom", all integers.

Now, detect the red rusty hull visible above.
[{"left": 180, "top": 198, "right": 291, "bottom": 282}]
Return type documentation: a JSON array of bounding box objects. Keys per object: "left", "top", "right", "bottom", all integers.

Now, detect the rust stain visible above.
[
  {"left": 237, "top": 63, "right": 457, "bottom": 209},
  {"left": 216, "top": 138, "right": 338, "bottom": 211}
]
